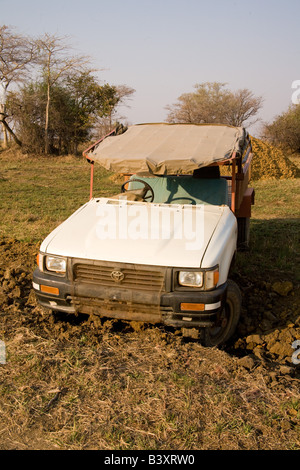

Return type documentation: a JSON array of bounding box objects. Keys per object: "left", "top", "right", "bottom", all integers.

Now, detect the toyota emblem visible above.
[{"left": 111, "top": 270, "right": 125, "bottom": 282}]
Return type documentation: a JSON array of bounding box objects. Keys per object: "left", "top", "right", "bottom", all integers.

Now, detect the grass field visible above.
[
  {"left": 238, "top": 178, "right": 300, "bottom": 279},
  {"left": 0, "top": 150, "right": 120, "bottom": 241},
  {"left": 0, "top": 148, "right": 299, "bottom": 450}
]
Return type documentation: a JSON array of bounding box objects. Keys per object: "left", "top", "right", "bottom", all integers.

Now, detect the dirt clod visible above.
[{"left": 272, "top": 281, "right": 293, "bottom": 296}]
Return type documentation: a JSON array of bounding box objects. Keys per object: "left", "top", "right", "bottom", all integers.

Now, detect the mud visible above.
[{"left": 0, "top": 238, "right": 299, "bottom": 379}]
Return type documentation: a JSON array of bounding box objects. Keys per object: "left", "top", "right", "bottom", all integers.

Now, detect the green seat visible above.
[{"left": 128, "top": 175, "right": 228, "bottom": 206}]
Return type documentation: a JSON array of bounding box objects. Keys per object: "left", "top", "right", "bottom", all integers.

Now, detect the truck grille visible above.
[{"left": 73, "top": 262, "right": 165, "bottom": 293}]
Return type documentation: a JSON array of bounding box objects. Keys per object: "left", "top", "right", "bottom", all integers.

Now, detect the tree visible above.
[
  {"left": 64, "top": 74, "right": 121, "bottom": 154},
  {"left": 95, "top": 84, "right": 135, "bottom": 137},
  {"left": 2, "top": 26, "right": 135, "bottom": 154},
  {"left": 166, "top": 82, "right": 263, "bottom": 127},
  {"left": 8, "top": 74, "right": 122, "bottom": 155},
  {"left": 262, "top": 104, "right": 300, "bottom": 153},
  {"left": 0, "top": 25, "right": 37, "bottom": 147},
  {"left": 36, "top": 33, "right": 90, "bottom": 154}
]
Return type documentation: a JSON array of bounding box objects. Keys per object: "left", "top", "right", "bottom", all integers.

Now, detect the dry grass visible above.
[{"left": 1, "top": 320, "right": 299, "bottom": 450}]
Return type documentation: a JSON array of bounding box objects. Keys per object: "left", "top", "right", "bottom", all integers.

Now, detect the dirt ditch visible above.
[
  {"left": 0, "top": 238, "right": 299, "bottom": 449},
  {"left": 1, "top": 238, "right": 299, "bottom": 373}
]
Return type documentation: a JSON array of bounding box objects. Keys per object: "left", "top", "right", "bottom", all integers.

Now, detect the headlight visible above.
[
  {"left": 178, "top": 271, "right": 203, "bottom": 288},
  {"left": 178, "top": 267, "right": 219, "bottom": 289},
  {"left": 45, "top": 255, "right": 67, "bottom": 274}
]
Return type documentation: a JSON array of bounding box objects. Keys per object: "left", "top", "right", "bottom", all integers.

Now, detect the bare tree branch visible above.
[{"left": 0, "top": 25, "right": 38, "bottom": 147}]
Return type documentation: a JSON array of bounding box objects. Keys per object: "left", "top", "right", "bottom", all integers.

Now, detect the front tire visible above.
[{"left": 203, "top": 280, "right": 242, "bottom": 347}]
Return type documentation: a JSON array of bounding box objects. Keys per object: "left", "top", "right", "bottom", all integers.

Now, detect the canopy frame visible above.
[{"left": 83, "top": 124, "right": 253, "bottom": 215}]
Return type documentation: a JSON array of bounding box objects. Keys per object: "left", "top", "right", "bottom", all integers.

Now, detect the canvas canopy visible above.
[{"left": 87, "top": 123, "right": 248, "bottom": 175}]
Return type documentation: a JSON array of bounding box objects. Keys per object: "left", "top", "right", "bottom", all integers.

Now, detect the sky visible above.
[{"left": 1, "top": 0, "right": 300, "bottom": 136}]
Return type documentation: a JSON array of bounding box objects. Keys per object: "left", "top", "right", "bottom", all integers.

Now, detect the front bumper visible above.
[
  {"left": 33, "top": 268, "right": 75, "bottom": 313},
  {"left": 161, "top": 284, "right": 227, "bottom": 327},
  {"left": 33, "top": 267, "right": 227, "bottom": 328}
]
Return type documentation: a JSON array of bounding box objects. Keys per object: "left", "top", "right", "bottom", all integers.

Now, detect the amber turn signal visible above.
[
  {"left": 40, "top": 285, "right": 59, "bottom": 295},
  {"left": 180, "top": 303, "right": 205, "bottom": 311}
]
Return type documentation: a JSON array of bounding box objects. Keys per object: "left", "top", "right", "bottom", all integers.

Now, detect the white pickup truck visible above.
[{"left": 33, "top": 123, "right": 254, "bottom": 346}]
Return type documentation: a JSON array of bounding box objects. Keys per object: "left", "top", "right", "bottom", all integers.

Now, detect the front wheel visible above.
[{"left": 203, "top": 280, "right": 242, "bottom": 347}]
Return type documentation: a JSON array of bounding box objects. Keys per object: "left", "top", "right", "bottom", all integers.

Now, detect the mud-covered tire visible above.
[{"left": 203, "top": 280, "right": 242, "bottom": 347}]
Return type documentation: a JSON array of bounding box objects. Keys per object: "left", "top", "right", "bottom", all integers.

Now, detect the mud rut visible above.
[{"left": 1, "top": 238, "right": 299, "bottom": 377}]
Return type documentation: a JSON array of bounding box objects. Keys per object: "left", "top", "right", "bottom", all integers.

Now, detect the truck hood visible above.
[{"left": 40, "top": 198, "right": 227, "bottom": 268}]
